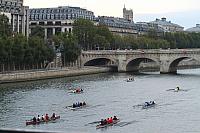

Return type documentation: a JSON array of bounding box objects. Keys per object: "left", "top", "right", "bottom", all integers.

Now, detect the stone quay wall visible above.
[{"left": 0, "top": 67, "right": 112, "bottom": 84}]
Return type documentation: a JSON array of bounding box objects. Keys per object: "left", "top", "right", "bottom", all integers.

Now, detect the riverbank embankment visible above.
[{"left": 0, "top": 67, "right": 112, "bottom": 84}]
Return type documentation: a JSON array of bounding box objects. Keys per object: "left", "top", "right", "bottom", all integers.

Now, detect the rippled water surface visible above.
[{"left": 1, "top": 69, "right": 200, "bottom": 133}]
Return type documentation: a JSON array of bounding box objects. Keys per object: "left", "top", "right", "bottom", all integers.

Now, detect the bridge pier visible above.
[
  {"left": 160, "top": 60, "right": 177, "bottom": 74},
  {"left": 117, "top": 57, "right": 127, "bottom": 72}
]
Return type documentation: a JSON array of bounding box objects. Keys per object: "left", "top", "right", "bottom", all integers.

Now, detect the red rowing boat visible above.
[
  {"left": 26, "top": 116, "right": 60, "bottom": 126},
  {"left": 96, "top": 119, "right": 120, "bottom": 129}
]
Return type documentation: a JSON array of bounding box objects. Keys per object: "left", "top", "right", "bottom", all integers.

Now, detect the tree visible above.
[
  {"left": 0, "top": 14, "right": 12, "bottom": 37},
  {"left": 28, "top": 36, "right": 55, "bottom": 69},
  {"left": 52, "top": 33, "right": 81, "bottom": 66},
  {"left": 73, "top": 19, "right": 96, "bottom": 50},
  {"left": 30, "top": 25, "right": 45, "bottom": 38}
]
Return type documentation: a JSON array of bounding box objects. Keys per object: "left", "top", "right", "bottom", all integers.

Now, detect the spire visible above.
[{"left": 124, "top": 4, "right": 126, "bottom": 9}]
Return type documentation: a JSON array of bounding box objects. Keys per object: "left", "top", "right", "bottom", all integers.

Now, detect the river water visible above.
[{"left": 0, "top": 69, "right": 200, "bottom": 133}]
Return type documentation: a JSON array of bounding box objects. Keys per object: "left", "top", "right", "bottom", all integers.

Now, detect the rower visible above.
[
  {"left": 80, "top": 102, "right": 83, "bottom": 106},
  {"left": 113, "top": 116, "right": 117, "bottom": 120},
  {"left": 106, "top": 118, "right": 110, "bottom": 123},
  {"left": 33, "top": 116, "right": 37, "bottom": 122},
  {"left": 37, "top": 115, "right": 41, "bottom": 121},
  {"left": 100, "top": 119, "right": 104, "bottom": 125},
  {"left": 51, "top": 113, "right": 56, "bottom": 119},
  {"left": 77, "top": 102, "right": 80, "bottom": 107},
  {"left": 41, "top": 115, "right": 45, "bottom": 121},
  {"left": 104, "top": 119, "right": 107, "bottom": 125},
  {"left": 45, "top": 114, "right": 49, "bottom": 121},
  {"left": 145, "top": 102, "right": 149, "bottom": 106},
  {"left": 73, "top": 103, "right": 76, "bottom": 108},
  {"left": 109, "top": 117, "right": 113, "bottom": 123},
  {"left": 83, "top": 101, "right": 86, "bottom": 106}
]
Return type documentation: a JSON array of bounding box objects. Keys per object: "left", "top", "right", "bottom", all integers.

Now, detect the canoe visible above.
[
  {"left": 96, "top": 119, "right": 120, "bottom": 129},
  {"left": 26, "top": 116, "right": 60, "bottom": 126}
]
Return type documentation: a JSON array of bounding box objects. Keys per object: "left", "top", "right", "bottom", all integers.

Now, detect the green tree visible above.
[
  {"left": 73, "top": 19, "right": 96, "bottom": 50},
  {"left": 30, "top": 25, "right": 45, "bottom": 38},
  {"left": 0, "top": 14, "right": 12, "bottom": 37},
  {"left": 52, "top": 33, "right": 81, "bottom": 66}
]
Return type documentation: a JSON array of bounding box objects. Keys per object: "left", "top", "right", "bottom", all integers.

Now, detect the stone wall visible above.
[{"left": 0, "top": 67, "right": 112, "bottom": 84}]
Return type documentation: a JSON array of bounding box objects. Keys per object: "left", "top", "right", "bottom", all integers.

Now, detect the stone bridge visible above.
[{"left": 80, "top": 49, "right": 200, "bottom": 74}]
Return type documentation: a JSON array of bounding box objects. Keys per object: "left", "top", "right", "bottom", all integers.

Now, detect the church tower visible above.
[{"left": 123, "top": 4, "right": 133, "bottom": 22}]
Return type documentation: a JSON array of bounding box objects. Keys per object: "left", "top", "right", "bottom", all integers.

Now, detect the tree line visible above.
[{"left": 72, "top": 19, "right": 200, "bottom": 50}]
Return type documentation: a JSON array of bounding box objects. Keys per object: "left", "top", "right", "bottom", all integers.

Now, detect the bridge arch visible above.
[
  {"left": 83, "top": 57, "right": 117, "bottom": 67},
  {"left": 167, "top": 56, "right": 199, "bottom": 73},
  {"left": 126, "top": 57, "right": 160, "bottom": 72}
]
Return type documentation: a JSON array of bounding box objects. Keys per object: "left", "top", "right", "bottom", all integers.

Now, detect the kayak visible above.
[
  {"left": 26, "top": 116, "right": 60, "bottom": 126},
  {"left": 96, "top": 119, "right": 120, "bottom": 129}
]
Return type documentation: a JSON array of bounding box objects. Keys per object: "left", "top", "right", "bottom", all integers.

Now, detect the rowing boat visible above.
[
  {"left": 26, "top": 116, "right": 60, "bottom": 126},
  {"left": 142, "top": 102, "right": 156, "bottom": 109},
  {"left": 68, "top": 90, "right": 83, "bottom": 94},
  {"left": 67, "top": 105, "right": 87, "bottom": 111},
  {"left": 126, "top": 78, "right": 134, "bottom": 82},
  {"left": 96, "top": 119, "right": 120, "bottom": 129}
]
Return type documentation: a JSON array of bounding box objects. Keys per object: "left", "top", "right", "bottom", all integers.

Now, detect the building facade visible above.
[
  {"left": 186, "top": 24, "right": 200, "bottom": 33},
  {"left": 135, "top": 22, "right": 165, "bottom": 35},
  {"left": 29, "top": 6, "right": 95, "bottom": 39},
  {"left": 149, "top": 18, "right": 184, "bottom": 32},
  {"left": 123, "top": 5, "right": 133, "bottom": 22},
  {"left": 97, "top": 16, "right": 137, "bottom": 36},
  {"left": 0, "top": 0, "right": 29, "bottom": 37}
]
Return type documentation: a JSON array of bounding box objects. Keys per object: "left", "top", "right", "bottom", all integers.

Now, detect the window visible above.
[{"left": 69, "top": 28, "right": 72, "bottom": 33}]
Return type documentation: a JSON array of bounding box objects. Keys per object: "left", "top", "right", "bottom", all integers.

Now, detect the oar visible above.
[{"left": 87, "top": 120, "right": 101, "bottom": 125}]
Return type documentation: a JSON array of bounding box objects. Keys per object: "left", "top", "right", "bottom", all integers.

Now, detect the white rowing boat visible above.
[{"left": 66, "top": 105, "right": 87, "bottom": 110}]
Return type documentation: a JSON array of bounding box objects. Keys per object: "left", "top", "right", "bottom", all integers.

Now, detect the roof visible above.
[
  {"left": 186, "top": 24, "right": 200, "bottom": 32},
  {"left": 149, "top": 18, "right": 183, "bottom": 28}
]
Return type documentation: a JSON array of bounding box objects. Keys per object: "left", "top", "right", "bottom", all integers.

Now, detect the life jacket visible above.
[
  {"left": 45, "top": 115, "right": 49, "bottom": 120},
  {"left": 109, "top": 118, "right": 113, "bottom": 123}
]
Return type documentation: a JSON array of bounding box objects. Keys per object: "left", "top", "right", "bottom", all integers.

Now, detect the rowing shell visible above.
[
  {"left": 68, "top": 90, "right": 83, "bottom": 94},
  {"left": 26, "top": 116, "right": 60, "bottom": 126},
  {"left": 96, "top": 119, "right": 120, "bottom": 129},
  {"left": 142, "top": 103, "right": 156, "bottom": 109},
  {"left": 66, "top": 105, "right": 87, "bottom": 110}
]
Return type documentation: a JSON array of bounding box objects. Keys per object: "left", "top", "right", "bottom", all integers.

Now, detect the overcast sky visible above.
[{"left": 24, "top": 0, "right": 200, "bottom": 29}]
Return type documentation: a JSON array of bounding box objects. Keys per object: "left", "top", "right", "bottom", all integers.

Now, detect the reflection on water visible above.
[{"left": 1, "top": 69, "right": 200, "bottom": 133}]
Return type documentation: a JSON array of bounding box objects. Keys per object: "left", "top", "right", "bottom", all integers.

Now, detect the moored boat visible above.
[{"left": 26, "top": 116, "right": 60, "bottom": 126}]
